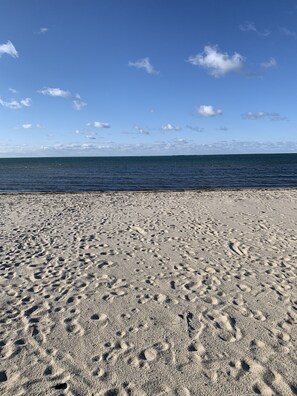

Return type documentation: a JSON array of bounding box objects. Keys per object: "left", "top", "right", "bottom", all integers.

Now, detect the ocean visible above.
[{"left": 0, "top": 154, "right": 296, "bottom": 193}]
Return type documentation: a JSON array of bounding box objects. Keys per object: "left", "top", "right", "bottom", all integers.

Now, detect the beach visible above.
[{"left": 0, "top": 189, "right": 296, "bottom": 395}]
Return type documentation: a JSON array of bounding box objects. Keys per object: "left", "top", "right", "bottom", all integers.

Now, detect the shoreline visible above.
[{"left": 1, "top": 185, "right": 297, "bottom": 196}]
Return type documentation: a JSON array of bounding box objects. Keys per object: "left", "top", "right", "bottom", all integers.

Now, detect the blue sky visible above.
[{"left": 1, "top": 0, "right": 297, "bottom": 157}]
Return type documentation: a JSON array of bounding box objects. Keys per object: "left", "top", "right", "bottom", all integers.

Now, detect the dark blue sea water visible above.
[{"left": 0, "top": 154, "right": 296, "bottom": 192}]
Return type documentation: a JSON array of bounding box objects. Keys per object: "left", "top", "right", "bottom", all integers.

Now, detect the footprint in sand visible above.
[
  {"left": 127, "top": 341, "right": 170, "bottom": 369},
  {"left": 228, "top": 240, "right": 249, "bottom": 256},
  {"left": 99, "top": 340, "right": 133, "bottom": 365},
  {"left": 97, "top": 260, "right": 116, "bottom": 269},
  {"left": 90, "top": 313, "right": 109, "bottom": 328},
  {"left": 203, "top": 309, "right": 243, "bottom": 342},
  {"left": 63, "top": 317, "right": 84, "bottom": 336},
  {"left": 227, "top": 359, "right": 250, "bottom": 380}
]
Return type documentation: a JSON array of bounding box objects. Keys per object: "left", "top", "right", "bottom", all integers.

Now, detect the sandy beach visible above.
[{"left": 0, "top": 189, "right": 296, "bottom": 396}]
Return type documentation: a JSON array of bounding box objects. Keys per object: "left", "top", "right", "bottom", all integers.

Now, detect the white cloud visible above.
[
  {"left": 75, "top": 129, "right": 97, "bottom": 139},
  {"left": 240, "top": 22, "right": 270, "bottom": 37},
  {"left": 197, "top": 105, "right": 222, "bottom": 117},
  {"left": 128, "top": 57, "right": 159, "bottom": 75},
  {"left": 135, "top": 126, "right": 150, "bottom": 135},
  {"left": 20, "top": 98, "right": 32, "bottom": 107},
  {"left": 188, "top": 45, "right": 243, "bottom": 78},
  {"left": 6, "top": 139, "right": 297, "bottom": 157},
  {"left": 38, "top": 88, "right": 86, "bottom": 111},
  {"left": 280, "top": 27, "right": 297, "bottom": 39},
  {"left": 21, "top": 123, "right": 41, "bottom": 129},
  {"left": 242, "top": 111, "right": 286, "bottom": 121},
  {"left": 40, "top": 27, "right": 48, "bottom": 34},
  {"left": 0, "top": 41, "right": 18, "bottom": 58},
  {"left": 261, "top": 58, "right": 277, "bottom": 69},
  {"left": 239, "top": 22, "right": 257, "bottom": 33},
  {"left": 22, "top": 124, "right": 32, "bottom": 129},
  {"left": 90, "top": 121, "right": 111, "bottom": 128},
  {"left": 3, "top": 137, "right": 297, "bottom": 157},
  {"left": 73, "top": 94, "right": 87, "bottom": 110},
  {"left": 0, "top": 97, "right": 32, "bottom": 109},
  {"left": 8, "top": 88, "right": 17, "bottom": 94},
  {"left": 0, "top": 99, "right": 21, "bottom": 109},
  {"left": 38, "top": 87, "right": 71, "bottom": 98},
  {"left": 160, "top": 123, "right": 181, "bottom": 131}
]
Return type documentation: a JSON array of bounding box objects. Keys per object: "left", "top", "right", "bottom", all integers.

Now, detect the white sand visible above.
[{"left": 0, "top": 189, "right": 296, "bottom": 396}]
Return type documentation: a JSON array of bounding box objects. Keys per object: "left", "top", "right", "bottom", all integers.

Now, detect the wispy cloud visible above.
[
  {"left": 239, "top": 22, "right": 270, "bottom": 37},
  {"left": 0, "top": 97, "right": 32, "bottom": 109},
  {"left": 38, "top": 88, "right": 87, "bottom": 110},
  {"left": 128, "top": 57, "right": 159, "bottom": 75},
  {"left": 135, "top": 126, "right": 150, "bottom": 135},
  {"left": 197, "top": 105, "right": 222, "bottom": 117},
  {"left": 186, "top": 125, "right": 205, "bottom": 132},
  {"left": 242, "top": 111, "right": 286, "bottom": 121},
  {"left": 75, "top": 129, "right": 97, "bottom": 140},
  {"left": 22, "top": 124, "right": 32, "bottom": 129},
  {"left": 280, "top": 27, "right": 297, "bottom": 39},
  {"left": 217, "top": 126, "right": 229, "bottom": 131},
  {"left": 0, "top": 41, "right": 18, "bottom": 58},
  {"left": 6, "top": 139, "right": 297, "bottom": 157},
  {"left": 240, "top": 22, "right": 257, "bottom": 33},
  {"left": 188, "top": 45, "right": 244, "bottom": 78},
  {"left": 8, "top": 88, "right": 17, "bottom": 94},
  {"left": 86, "top": 121, "right": 111, "bottom": 129},
  {"left": 21, "top": 123, "right": 41, "bottom": 129},
  {"left": 38, "top": 87, "right": 71, "bottom": 98},
  {"left": 260, "top": 57, "right": 277, "bottom": 69},
  {"left": 73, "top": 94, "right": 87, "bottom": 111},
  {"left": 20, "top": 98, "right": 32, "bottom": 107},
  {"left": 39, "top": 27, "right": 48, "bottom": 34},
  {"left": 160, "top": 123, "right": 181, "bottom": 131}
]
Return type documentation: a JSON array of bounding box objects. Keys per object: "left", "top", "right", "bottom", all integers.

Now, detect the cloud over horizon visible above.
[
  {"left": 188, "top": 45, "right": 244, "bottom": 78},
  {"left": 3, "top": 139, "right": 297, "bottom": 157}
]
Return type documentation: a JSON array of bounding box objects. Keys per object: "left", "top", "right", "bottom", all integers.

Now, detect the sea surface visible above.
[{"left": 0, "top": 154, "right": 296, "bottom": 193}]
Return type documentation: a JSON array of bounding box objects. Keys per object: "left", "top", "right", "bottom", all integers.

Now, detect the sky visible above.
[{"left": 1, "top": 0, "right": 297, "bottom": 157}]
